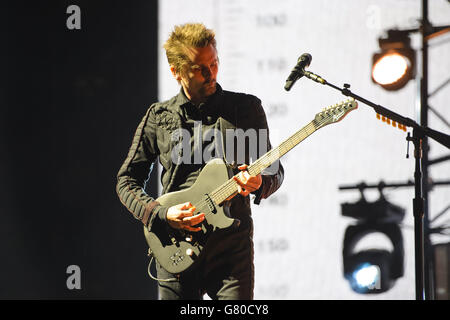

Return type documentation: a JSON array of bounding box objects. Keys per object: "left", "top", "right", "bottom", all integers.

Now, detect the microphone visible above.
[{"left": 284, "top": 53, "right": 312, "bottom": 91}]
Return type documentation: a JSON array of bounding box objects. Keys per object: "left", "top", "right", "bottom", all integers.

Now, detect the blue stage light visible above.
[{"left": 352, "top": 263, "right": 381, "bottom": 291}]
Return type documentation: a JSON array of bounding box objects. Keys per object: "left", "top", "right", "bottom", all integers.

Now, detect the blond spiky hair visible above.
[{"left": 163, "top": 23, "right": 217, "bottom": 75}]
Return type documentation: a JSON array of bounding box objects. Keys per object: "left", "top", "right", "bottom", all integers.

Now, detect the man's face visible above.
[{"left": 172, "top": 44, "right": 219, "bottom": 103}]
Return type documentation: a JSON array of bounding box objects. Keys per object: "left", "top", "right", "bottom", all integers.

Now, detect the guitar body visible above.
[{"left": 143, "top": 158, "right": 239, "bottom": 274}]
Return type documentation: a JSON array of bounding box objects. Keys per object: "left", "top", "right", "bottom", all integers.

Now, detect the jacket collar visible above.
[{"left": 175, "top": 83, "right": 224, "bottom": 109}]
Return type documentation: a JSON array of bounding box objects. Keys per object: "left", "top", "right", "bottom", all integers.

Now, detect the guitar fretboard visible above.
[{"left": 210, "top": 120, "right": 318, "bottom": 205}]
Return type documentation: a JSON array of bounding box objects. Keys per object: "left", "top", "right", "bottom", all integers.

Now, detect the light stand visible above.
[
  {"left": 307, "top": 78, "right": 449, "bottom": 300},
  {"left": 286, "top": 0, "right": 450, "bottom": 299},
  {"left": 339, "top": 179, "right": 450, "bottom": 297},
  {"left": 299, "top": 28, "right": 450, "bottom": 302},
  {"left": 296, "top": 1, "right": 450, "bottom": 299}
]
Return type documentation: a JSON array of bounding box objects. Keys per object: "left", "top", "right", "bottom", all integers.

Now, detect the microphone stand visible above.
[{"left": 301, "top": 70, "right": 450, "bottom": 300}]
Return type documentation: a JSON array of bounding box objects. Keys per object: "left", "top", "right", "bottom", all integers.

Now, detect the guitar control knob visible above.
[
  {"left": 186, "top": 248, "right": 194, "bottom": 256},
  {"left": 185, "top": 235, "right": 193, "bottom": 242}
]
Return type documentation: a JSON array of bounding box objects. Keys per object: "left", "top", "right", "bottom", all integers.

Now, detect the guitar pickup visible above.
[{"left": 204, "top": 194, "right": 216, "bottom": 214}]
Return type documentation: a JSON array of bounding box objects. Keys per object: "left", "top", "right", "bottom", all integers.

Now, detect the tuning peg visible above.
[
  {"left": 392, "top": 121, "right": 397, "bottom": 128},
  {"left": 376, "top": 113, "right": 381, "bottom": 120}
]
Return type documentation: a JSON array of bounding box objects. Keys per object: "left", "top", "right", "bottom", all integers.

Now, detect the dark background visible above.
[{"left": 1, "top": 1, "right": 159, "bottom": 299}]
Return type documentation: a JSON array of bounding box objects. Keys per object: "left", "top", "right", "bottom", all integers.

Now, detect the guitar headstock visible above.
[{"left": 313, "top": 98, "right": 358, "bottom": 130}]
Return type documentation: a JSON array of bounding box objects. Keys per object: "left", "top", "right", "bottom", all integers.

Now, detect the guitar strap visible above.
[{"left": 218, "top": 101, "right": 239, "bottom": 172}]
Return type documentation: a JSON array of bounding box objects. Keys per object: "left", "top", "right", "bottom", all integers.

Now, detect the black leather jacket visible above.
[{"left": 116, "top": 84, "right": 284, "bottom": 230}]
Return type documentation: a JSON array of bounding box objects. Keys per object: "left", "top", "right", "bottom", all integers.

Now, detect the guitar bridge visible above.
[{"left": 204, "top": 194, "right": 216, "bottom": 214}]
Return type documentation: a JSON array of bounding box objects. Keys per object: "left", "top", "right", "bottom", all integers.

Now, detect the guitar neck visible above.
[{"left": 211, "top": 120, "right": 318, "bottom": 205}]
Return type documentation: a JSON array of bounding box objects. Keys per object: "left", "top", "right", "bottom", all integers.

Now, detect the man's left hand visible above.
[{"left": 233, "top": 164, "right": 262, "bottom": 197}]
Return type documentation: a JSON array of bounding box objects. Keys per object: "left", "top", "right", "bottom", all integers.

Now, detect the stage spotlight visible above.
[
  {"left": 371, "top": 30, "right": 416, "bottom": 91},
  {"left": 372, "top": 53, "right": 410, "bottom": 85},
  {"left": 341, "top": 196, "right": 405, "bottom": 294},
  {"left": 353, "top": 263, "right": 380, "bottom": 289},
  {"left": 343, "top": 223, "right": 404, "bottom": 294}
]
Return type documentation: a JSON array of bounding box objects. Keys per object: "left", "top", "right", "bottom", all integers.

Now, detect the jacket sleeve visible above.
[
  {"left": 116, "top": 106, "right": 169, "bottom": 230},
  {"left": 250, "top": 97, "right": 284, "bottom": 205}
]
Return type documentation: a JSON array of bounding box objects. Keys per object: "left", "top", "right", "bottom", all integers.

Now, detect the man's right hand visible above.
[{"left": 166, "top": 202, "right": 205, "bottom": 232}]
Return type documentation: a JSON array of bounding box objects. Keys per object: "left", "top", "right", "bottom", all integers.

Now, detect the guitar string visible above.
[
  {"left": 189, "top": 115, "right": 326, "bottom": 211},
  {"left": 190, "top": 120, "right": 318, "bottom": 212},
  {"left": 182, "top": 106, "right": 349, "bottom": 215},
  {"left": 210, "top": 120, "right": 317, "bottom": 205},
  {"left": 209, "top": 105, "right": 349, "bottom": 205},
  {"left": 209, "top": 131, "right": 307, "bottom": 204}
]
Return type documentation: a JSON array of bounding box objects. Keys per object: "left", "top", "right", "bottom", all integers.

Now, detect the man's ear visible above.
[{"left": 170, "top": 66, "right": 182, "bottom": 81}]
